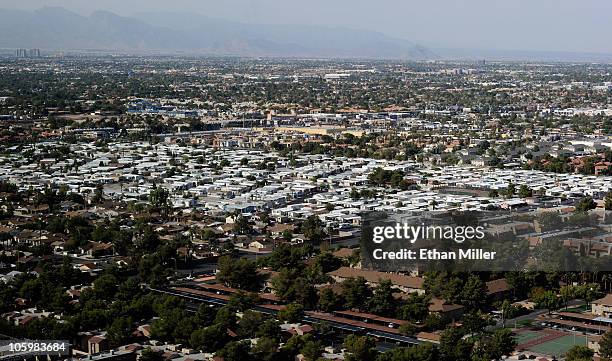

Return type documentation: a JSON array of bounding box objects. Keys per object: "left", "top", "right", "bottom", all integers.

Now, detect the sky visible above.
[{"left": 6, "top": 0, "right": 612, "bottom": 54}]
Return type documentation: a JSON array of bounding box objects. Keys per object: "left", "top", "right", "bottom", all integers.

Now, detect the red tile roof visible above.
[{"left": 328, "top": 267, "right": 424, "bottom": 289}]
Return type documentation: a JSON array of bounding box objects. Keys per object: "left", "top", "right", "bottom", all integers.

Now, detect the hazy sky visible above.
[{"left": 7, "top": 0, "right": 612, "bottom": 53}]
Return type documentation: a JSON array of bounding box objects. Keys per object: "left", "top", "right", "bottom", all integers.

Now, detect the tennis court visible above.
[
  {"left": 514, "top": 330, "right": 541, "bottom": 344},
  {"left": 527, "top": 335, "right": 587, "bottom": 357}
]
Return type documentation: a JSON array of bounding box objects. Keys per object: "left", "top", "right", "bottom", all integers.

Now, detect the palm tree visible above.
[
  {"left": 601, "top": 273, "right": 612, "bottom": 292},
  {"left": 500, "top": 300, "right": 512, "bottom": 328}
]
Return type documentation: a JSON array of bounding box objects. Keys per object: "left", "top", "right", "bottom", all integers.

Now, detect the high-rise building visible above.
[{"left": 15, "top": 48, "right": 41, "bottom": 58}]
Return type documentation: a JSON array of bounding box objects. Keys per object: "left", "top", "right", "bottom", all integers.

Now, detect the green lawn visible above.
[
  {"left": 528, "top": 335, "right": 587, "bottom": 357},
  {"left": 563, "top": 305, "right": 589, "bottom": 313},
  {"left": 516, "top": 319, "right": 533, "bottom": 327}
]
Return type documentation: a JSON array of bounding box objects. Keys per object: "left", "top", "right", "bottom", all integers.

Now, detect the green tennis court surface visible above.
[
  {"left": 527, "top": 335, "right": 586, "bottom": 357},
  {"left": 514, "top": 330, "right": 540, "bottom": 344}
]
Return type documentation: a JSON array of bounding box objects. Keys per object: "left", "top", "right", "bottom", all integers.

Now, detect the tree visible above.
[
  {"left": 49, "top": 289, "right": 72, "bottom": 313},
  {"left": 106, "top": 317, "right": 132, "bottom": 346},
  {"left": 459, "top": 275, "right": 487, "bottom": 309},
  {"left": 216, "top": 341, "right": 251, "bottom": 361},
  {"left": 376, "top": 343, "right": 439, "bottom": 361},
  {"left": 278, "top": 304, "right": 304, "bottom": 323},
  {"left": 461, "top": 311, "right": 493, "bottom": 336},
  {"left": 504, "top": 182, "right": 516, "bottom": 198},
  {"left": 91, "top": 184, "right": 105, "bottom": 204},
  {"left": 265, "top": 244, "right": 312, "bottom": 270},
  {"left": 477, "top": 328, "right": 516, "bottom": 360},
  {"left": 256, "top": 319, "right": 281, "bottom": 340},
  {"left": 518, "top": 184, "right": 533, "bottom": 198},
  {"left": 575, "top": 196, "right": 596, "bottom": 213},
  {"left": 300, "top": 338, "right": 323, "bottom": 361},
  {"left": 259, "top": 211, "right": 271, "bottom": 224},
  {"left": 313, "top": 252, "right": 342, "bottom": 273},
  {"left": 138, "top": 256, "right": 169, "bottom": 287},
  {"left": 399, "top": 293, "right": 430, "bottom": 323},
  {"left": 251, "top": 337, "right": 278, "bottom": 361},
  {"left": 19, "top": 278, "right": 43, "bottom": 303},
  {"left": 565, "top": 345, "right": 594, "bottom": 361},
  {"left": 272, "top": 268, "right": 318, "bottom": 308},
  {"left": 605, "top": 191, "right": 612, "bottom": 211},
  {"left": 93, "top": 274, "right": 118, "bottom": 300},
  {"left": 232, "top": 215, "right": 253, "bottom": 235},
  {"left": 150, "top": 303, "right": 191, "bottom": 343},
  {"left": 396, "top": 322, "right": 416, "bottom": 337},
  {"left": 559, "top": 285, "right": 575, "bottom": 310},
  {"left": 237, "top": 310, "right": 265, "bottom": 338},
  {"left": 368, "top": 279, "right": 398, "bottom": 317},
  {"left": 134, "top": 225, "right": 160, "bottom": 254},
  {"left": 194, "top": 304, "right": 216, "bottom": 328},
  {"left": 318, "top": 288, "right": 343, "bottom": 312},
  {"left": 214, "top": 306, "right": 237, "bottom": 328},
  {"left": 112, "top": 228, "right": 133, "bottom": 256},
  {"left": 228, "top": 291, "right": 260, "bottom": 312},
  {"left": 342, "top": 277, "right": 372, "bottom": 311},
  {"left": 423, "top": 272, "right": 447, "bottom": 298},
  {"left": 140, "top": 348, "right": 163, "bottom": 361},
  {"left": 344, "top": 335, "right": 377, "bottom": 361},
  {"left": 441, "top": 277, "right": 464, "bottom": 305},
  {"left": 601, "top": 330, "right": 612, "bottom": 360},
  {"left": 148, "top": 186, "right": 171, "bottom": 216},
  {"left": 537, "top": 211, "right": 563, "bottom": 232},
  {"left": 575, "top": 283, "right": 600, "bottom": 307},
  {"left": 190, "top": 324, "right": 229, "bottom": 351},
  {"left": 439, "top": 327, "right": 473, "bottom": 361},
  {"left": 281, "top": 335, "right": 308, "bottom": 359},
  {"left": 217, "top": 256, "right": 262, "bottom": 291},
  {"left": 499, "top": 300, "right": 512, "bottom": 328},
  {"left": 301, "top": 215, "right": 326, "bottom": 244},
  {"left": 281, "top": 229, "right": 293, "bottom": 241},
  {"left": 534, "top": 290, "right": 560, "bottom": 315}
]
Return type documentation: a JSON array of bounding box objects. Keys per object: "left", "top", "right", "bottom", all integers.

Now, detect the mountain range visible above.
[{"left": 0, "top": 7, "right": 434, "bottom": 59}]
